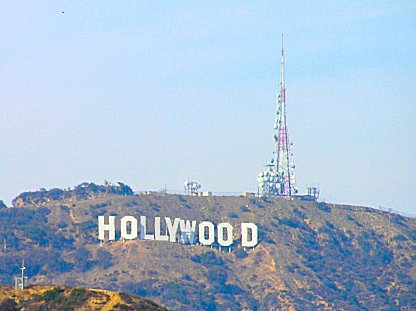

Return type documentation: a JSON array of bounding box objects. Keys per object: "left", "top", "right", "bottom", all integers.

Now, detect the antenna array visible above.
[{"left": 258, "top": 35, "right": 298, "bottom": 197}]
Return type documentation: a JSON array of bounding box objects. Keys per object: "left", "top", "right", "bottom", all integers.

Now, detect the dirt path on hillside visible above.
[{"left": 69, "top": 209, "right": 78, "bottom": 224}]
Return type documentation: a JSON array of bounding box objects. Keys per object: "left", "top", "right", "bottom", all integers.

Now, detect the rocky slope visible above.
[{"left": 0, "top": 187, "right": 415, "bottom": 310}]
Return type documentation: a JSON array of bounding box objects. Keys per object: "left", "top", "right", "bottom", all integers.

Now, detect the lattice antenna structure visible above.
[{"left": 258, "top": 35, "right": 298, "bottom": 197}]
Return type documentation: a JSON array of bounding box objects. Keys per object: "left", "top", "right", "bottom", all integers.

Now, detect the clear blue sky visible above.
[{"left": 1, "top": 2, "right": 415, "bottom": 214}]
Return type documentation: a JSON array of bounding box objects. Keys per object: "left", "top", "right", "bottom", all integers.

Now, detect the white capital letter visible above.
[
  {"left": 179, "top": 219, "right": 196, "bottom": 244},
  {"left": 241, "top": 223, "right": 258, "bottom": 247},
  {"left": 155, "top": 217, "right": 169, "bottom": 241},
  {"left": 98, "top": 216, "right": 115, "bottom": 240},
  {"left": 218, "top": 222, "right": 233, "bottom": 247},
  {"left": 121, "top": 216, "right": 138, "bottom": 240},
  {"left": 140, "top": 216, "right": 154, "bottom": 240},
  {"left": 198, "top": 221, "right": 215, "bottom": 246},
  {"left": 165, "top": 217, "right": 180, "bottom": 242}
]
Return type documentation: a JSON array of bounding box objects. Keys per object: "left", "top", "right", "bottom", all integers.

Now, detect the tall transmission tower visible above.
[{"left": 258, "top": 35, "right": 298, "bottom": 198}]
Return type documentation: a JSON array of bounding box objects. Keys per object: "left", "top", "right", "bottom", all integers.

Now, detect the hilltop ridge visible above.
[{"left": 0, "top": 185, "right": 415, "bottom": 310}]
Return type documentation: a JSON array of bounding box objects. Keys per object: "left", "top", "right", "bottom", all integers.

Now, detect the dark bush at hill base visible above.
[
  {"left": 0, "top": 298, "right": 18, "bottom": 311},
  {"left": 234, "top": 248, "right": 248, "bottom": 259}
]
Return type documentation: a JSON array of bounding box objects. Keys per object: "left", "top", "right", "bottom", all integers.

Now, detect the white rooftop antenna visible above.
[
  {"left": 14, "top": 258, "right": 28, "bottom": 289},
  {"left": 20, "top": 259, "right": 25, "bottom": 281},
  {"left": 184, "top": 177, "right": 201, "bottom": 195}
]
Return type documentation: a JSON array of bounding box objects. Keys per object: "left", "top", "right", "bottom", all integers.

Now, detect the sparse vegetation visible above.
[
  {"left": 234, "top": 248, "right": 248, "bottom": 259},
  {"left": 240, "top": 205, "right": 250, "bottom": 212},
  {"left": 0, "top": 191, "right": 414, "bottom": 310},
  {"left": 228, "top": 212, "right": 239, "bottom": 218},
  {"left": 0, "top": 286, "right": 167, "bottom": 310},
  {"left": 40, "top": 287, "right": 65, "bottom": 301},
  {"left": 12, "top": 182, "right": 134, "bottom": 207},
  {"left": 317, "top": 202, "right": 331, "bottom": 212}
]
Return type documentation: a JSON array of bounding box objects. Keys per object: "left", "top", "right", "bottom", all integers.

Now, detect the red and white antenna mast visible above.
[{"left": 258, "top": 34, "right": 297, "bottom": 197}]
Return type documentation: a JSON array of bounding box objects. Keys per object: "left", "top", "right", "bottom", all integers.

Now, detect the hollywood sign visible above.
[{"left": 98, "top": 216, "right": 258, "bottom": 247}]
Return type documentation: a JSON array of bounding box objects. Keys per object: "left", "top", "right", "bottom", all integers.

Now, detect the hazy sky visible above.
[{"left": 1, "top": 2, "right": 415, "bottom": 214}]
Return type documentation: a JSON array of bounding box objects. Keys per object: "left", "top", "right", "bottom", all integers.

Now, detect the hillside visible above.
[
  {"left": 0, "top": 285, "right": 167, "bottom": 310},
  {"left": 0, "top": 187, "right": 415, "bottom": 310}
]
